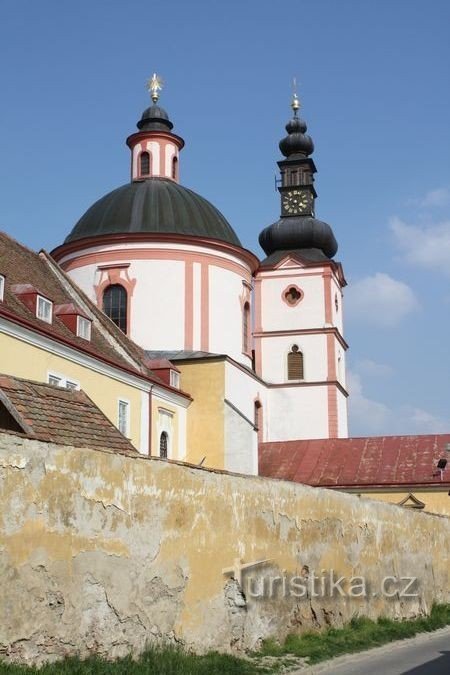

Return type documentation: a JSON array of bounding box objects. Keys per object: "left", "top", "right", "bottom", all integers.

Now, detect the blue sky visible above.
[{"left": 1, "top": 0, "right": 449, "bottom": 436}]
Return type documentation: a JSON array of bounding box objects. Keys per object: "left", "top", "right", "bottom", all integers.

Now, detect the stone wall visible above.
[{"left": 1, "top": 432, "right": 449, "bottom": 665}]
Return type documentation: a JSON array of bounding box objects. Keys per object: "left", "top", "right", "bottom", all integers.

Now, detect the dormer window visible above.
[
  {"left": 37, "top": 295, "right": 53, "bottom": 323},
  {"left": 0, "top": 275, "right": 4, "bottom": 302},
  {"left": 170, "top": 370, "right": 180, "bottom": 388},
  {"left": 77, "top": 316, "right": 92, "bottom": 341}
]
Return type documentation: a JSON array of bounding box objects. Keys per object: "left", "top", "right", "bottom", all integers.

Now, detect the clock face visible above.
[{"left": 282, "top": 190, "right": 312, "bottom": 215}]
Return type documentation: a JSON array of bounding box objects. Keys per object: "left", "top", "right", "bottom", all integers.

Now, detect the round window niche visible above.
[{"left": 282, "top": 285, "right": 304, "bottom": 307}]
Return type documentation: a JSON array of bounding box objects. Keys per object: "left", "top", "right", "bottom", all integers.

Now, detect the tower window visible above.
[
  {"left": 284, "top": 286, "right": 303, "bottom": 306},
  {"left": 140, "top": 151, "right": 151, "bottom": 176},
  {"left": 242, "top": 302, "right": 251, "bottom": 354},
  {"left": 172, "top": 156, "right": 178, "bottom": 180},
  {"left": 287, "top": 345, "right": 304, "bottom": 380},
  {"left": 160, "top": 431, "right": 168, "bottom": 459},
  {"left": 103, "top": 284, "right": 128, "bottom": 333}
]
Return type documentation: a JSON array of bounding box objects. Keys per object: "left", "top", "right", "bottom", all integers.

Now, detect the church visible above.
[
  {"left": 1, "top": 76, "right": 449, "bottom": 514},
  {"left": 50, "top": 75, "right": 349, "bottom": 475}
]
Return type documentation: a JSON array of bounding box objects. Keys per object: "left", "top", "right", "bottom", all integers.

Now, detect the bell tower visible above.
[{"left": 254, "top": 92, "right": 349, "bottom": 441}]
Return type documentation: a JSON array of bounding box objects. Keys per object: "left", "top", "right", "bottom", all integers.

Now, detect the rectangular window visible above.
[
  {"left": 118, "top": 400, "right": 129, "bottom": 436},
  {"left": 48, "top": 373, "right": 80, "bottom": 390},
  {"left": 170, "top": 370, "right": 180, "bottom": 388},
  {"left": 0, "top": 275, "right": 4, "bottom": 302},
  {"left": 37, "top": 295, "right": 53, "bottom": 323},
  {"left": 48, "top": 374, "right": 62, "bottom": 387},
  {"left": 77, "top": 316, "right": 92, "bottom": 341}
]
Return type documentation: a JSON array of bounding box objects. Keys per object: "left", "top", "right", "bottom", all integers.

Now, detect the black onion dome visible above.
[
  {"left": 279, "top": 116, "right": 314, "bottom": 158},
  {"left": 64, "top": 178, "right": 241, "bottom": 246},
  {"left": 259, "top": 216, "right": 338, "bottom": 260},
  {"left": 137, "top": 104, "right": 174, "bottom": 132}
]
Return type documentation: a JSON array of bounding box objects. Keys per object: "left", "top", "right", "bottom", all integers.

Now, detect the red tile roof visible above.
[
  {"left": 259, "top": 435, "right": 450, "bottom": 488},
  {"left": 0, "top": 374, "right": 137, "bottom": 454}
]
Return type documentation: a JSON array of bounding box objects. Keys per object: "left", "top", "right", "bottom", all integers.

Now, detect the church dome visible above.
[{"left": 64, "top": 178, "right": 241, "bottom": 246}]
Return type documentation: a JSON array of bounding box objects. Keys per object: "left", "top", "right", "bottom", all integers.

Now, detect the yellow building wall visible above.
[
  {"left": 353, "top": 490, "right": 450, "bottom": 517},
  {"left": 177, "top": 360, "right": 225, "bottom": 469},
  {"left": 151, "top": 395, "right": 179, "bottom": 459},
  {"left": 0, "top": 331, "right": 145, "bottom": 450}
]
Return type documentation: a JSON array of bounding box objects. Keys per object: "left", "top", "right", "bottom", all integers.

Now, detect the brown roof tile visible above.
[{"left": 0, "top": 374, "right": 137, "bottom": 454}]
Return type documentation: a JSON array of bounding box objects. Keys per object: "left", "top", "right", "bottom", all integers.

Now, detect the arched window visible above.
[
  {"left": 103, "top": 284, "right": 127, "bottom": 333},
  {"left": 287, "top": 345, "right": 304, "bottom": 380},
  {"left": 242, "top": 302, "right": 250, "bottom": 353},
  {"left": 160, "top": 431, "right": 168, "bottom": 459},
  {"left": 140, "top": 151, "right": 151, "bottom": 176},
  {"left": 172, "top": 156, "right": 178, "bottom": 180}
]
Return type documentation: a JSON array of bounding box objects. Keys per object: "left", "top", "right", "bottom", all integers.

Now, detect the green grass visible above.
[
  {"left": 0, "top": 646, "right": 269, "bottom": 675},
  {"left": 1, "top": 605, "right": 450, "bottom": 673},
  {"left": 259, "top": 603, "right": 450, "bottom": 665}
]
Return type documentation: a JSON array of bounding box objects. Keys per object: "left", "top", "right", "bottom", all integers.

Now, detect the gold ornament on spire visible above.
[
  {"left": 147, "top": 73, "right": 164, "bottom": 103},
  {"left": 291, "top": 77, "right": 300, "bottom": 115}
]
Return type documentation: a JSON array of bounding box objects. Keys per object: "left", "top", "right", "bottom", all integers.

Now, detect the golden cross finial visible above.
[
  {"left": 147, "top": 73, "right": 164, "bottom": 104},
  {"left": 291, "top": 77, "right": 300, "bottom": 115}
]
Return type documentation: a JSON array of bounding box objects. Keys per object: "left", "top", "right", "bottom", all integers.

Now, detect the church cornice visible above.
[{"left": 51, "top": 232, "right": 260, "bottom": 273}]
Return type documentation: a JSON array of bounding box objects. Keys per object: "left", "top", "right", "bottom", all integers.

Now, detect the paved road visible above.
[{"left": 310, "top": 627, "right": 450, "bottom": 675}]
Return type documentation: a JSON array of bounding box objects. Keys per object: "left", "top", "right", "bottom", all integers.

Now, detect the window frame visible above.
[
  {"left": 47, "top": 372, "right": 80, "bottom": 390},
  {"left": 139, "top": 151, "right": 151, "bottom": 177},
  {"left": 36, "top": 295, "right": 53, "bottom": 324},
  {"left": 103, "top": 284, "right": 128, "bottom": 334},
  {"left": 118, "top": 399, "right": 130, "bottom": 437},
  {"left": 287, "top": 345, "right": 304, "bottom": 381},
  {"left": 170, "top": 370, "right": 180, "bottom": 388},
  {"left": 0, "top": 275, "right": 4, "bottom": 302},
  {"left": 159, "top": 431, "right": 169, "bottom": 459},
  {"left": 77, "top": 315, "right": 92, "bottom": 341}
]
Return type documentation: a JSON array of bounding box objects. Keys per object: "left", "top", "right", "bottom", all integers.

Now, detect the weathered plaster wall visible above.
[{"left": 1, "top": 432, "right": 449, "bottom": 665}]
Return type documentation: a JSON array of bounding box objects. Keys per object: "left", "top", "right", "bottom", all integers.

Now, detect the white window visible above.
[
  {"left": 118, "top": 400, "right": 130, "bottom": 436},
  {"left": 77, "top": 316, "right": 92, "bottom": 341},
  {"left": 48, "top": 374, "right": 62, "bottom": 387},
  {"left": 37, "top": 295, "right": 53, "bottom": 323},
  {"left": 48, "top": 373, "right": 80, "bottom": 390},
  {"left": 0, "top": 275, "right": 4, "bottom": 302},
  {"left": 170, "top": 370, "right": 180, "bottom": 388}
]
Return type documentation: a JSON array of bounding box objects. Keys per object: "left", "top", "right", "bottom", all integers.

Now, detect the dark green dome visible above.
[{"left": 65, "top": 178, "right": 241, "bottom": 246}]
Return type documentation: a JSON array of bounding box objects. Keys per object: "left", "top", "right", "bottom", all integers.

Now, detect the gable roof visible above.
[
  {"left": 259, "top": 435, "right": 450, "bottom": 488},
  {"left": 0, "top": 232, "right": 190, "bottom": 401},
  {"left": 0, "top": 374, "right": 137, "bottom": 454}
]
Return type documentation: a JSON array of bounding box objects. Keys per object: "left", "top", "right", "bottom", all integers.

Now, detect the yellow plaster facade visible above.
[
  {"left": 177, "top": 360, "right": 225, "bottom": 468},
  {"left": 0, "top": 330, "right": 147, "bottom": 451},
  {"left": 151, "top": 394, "right": 181, "bottom": 459}
]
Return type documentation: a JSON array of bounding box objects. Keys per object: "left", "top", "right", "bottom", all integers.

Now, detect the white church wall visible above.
[
  {"left": 209, "top": 266, "right": 252, "bottom": 367},
  {"left": 224, "top": 360, "right": 266, "bottom": 473},
  {"left": 266, "top": 385, "right": 329, "bottom": 441},
  {"left": 337, "top": 389, "right": 349, "bottom": 438},
  {"left": 128, "top": 259, "right": 185, "bottom": 348},
  {"left": 260, "top": 272, "right": 326, "bottom": 332}
]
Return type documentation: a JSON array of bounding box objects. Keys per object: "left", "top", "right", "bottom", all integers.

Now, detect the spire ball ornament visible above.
[
  {"left": 291, "top": 77, "right": 300, "bottom": 115},
  {"left": 147, "top": 73, "right": 164, "bottom": 103}
]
